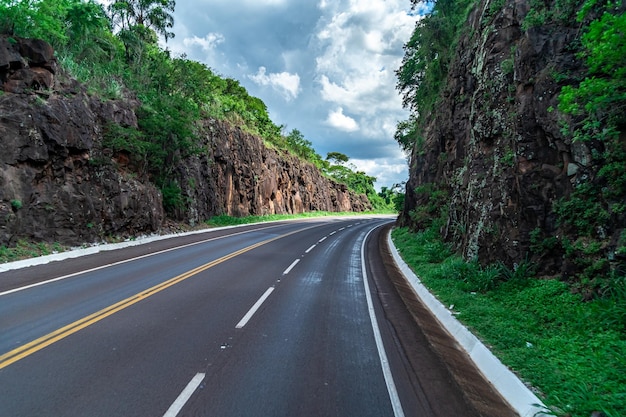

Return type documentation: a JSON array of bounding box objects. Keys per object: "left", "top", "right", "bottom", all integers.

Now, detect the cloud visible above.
[
  {"left": 327, "top": 108, "right": 359, "bottom": 132},
  {"left": 146, "top": 0, "right": 424, "bottom": 188},
  {"left": 249, "top": 67, "right": 301, "bottom": 101},
  {"left": 351, "top": 153, "right": 409, "bottom": 189},
  {"left": 313, "top": 0, "right": 417, "bottom": 123},
  {"left": 183, "top": 33, "right": 225, "bottom": 51}
]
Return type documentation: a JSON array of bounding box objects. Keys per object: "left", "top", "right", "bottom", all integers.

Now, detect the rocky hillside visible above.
[
  {"left": 0, "top": 36, "right": 370, "bottom": 247},
  {"left": 399, "top": 0, "right": 625, "bottom": 285}
]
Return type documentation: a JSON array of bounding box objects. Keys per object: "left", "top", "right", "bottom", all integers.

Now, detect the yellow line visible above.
[{"left": 0, "top": 232, "right": 293, "bottom": 370}]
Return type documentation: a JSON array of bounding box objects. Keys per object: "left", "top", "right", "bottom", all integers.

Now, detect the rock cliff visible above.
[
  {"left": 173, "top": 119, "right": 370, "bottom": 225},
  {"left": 399, "top": 0, "right": 624, "bottom": 278},
  {"left": 0, "top": 36, "right": 370, "bottom": 247}
]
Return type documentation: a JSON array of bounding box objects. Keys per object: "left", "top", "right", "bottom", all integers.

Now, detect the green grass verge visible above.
[
  {"left": 391, "top": 226, "right": 626, "bottom": 417},
  {"left": 205, "top": 210, "right": 395, "bottom": 227},
  {"left": 0, "top": 240, "right": 67, "bottom": 264}
]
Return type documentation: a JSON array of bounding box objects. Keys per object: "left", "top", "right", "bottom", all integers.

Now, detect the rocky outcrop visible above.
[
  {"left": 0, "top": 36, "right": 369, "bottom": 247},
  {"left": 0, "top": 36, "right": 164, "bottom": 245},
  {"left": 0, "top": 37, "right": 57, "bottom": 94},
  {"left": 399, "top": 0, "right": 623, "bottom": 275},
  {"left": 173, "top": 119, "right": 371, "bottom": 225}
]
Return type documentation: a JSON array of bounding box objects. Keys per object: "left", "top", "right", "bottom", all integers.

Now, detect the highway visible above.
[{"left": 0, "top": 217, "right": 481, "bottom": 417}]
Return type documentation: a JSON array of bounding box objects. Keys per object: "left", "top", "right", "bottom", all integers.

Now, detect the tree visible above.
[
  {"left": 108, "top": 0, "right": 175, "bottom": 42},
  {"left": 326, "top": 152, "right": 349, "bottom": 165},
  {"left": 1, "top": 0, "right": 73, "bottom": 46},
  {"left": 395, "top": 0, "right": 473, "bottom": 149}
]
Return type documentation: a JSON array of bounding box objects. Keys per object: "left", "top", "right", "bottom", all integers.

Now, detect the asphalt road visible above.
[{"left": 0, "top": 217, "right": 484, "bottom": 417}]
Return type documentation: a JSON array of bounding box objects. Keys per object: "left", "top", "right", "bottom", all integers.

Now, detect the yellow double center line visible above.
[{"left": 0, "top": 230, "right": 300, "bottom": 371}]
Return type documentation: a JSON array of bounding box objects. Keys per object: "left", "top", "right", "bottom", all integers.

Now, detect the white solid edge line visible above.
[
  {"left": 163, "top": 372, "right": 205, "bottom": 417},
  {"left": 0, "top": 222, "right": 294, "bottom": 274},
  {"left": 361, "top": 227, "right": 405, "bottom": 417},
  {"left": 235, "top": 287, "right": 275, "bottom": 329},
  {"left": 305, "top": 244, "right": 316, "bottom": 253},
  {"left": 386, "top": 231, "right": 549, "bottom": 417},
  {"left": 282, "top": 259, "right": 300, "bottom": 275},
  {"left": 0, "top": 226, "right": 278, "bottom": 297}
]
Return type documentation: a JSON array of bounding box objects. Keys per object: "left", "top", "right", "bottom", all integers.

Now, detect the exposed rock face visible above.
[
  {"left": 399, "top": 0, "right": 623, "bottom": 274},
  {"left": 0, "top": 37, "right": 56, "bottom": 94},
  {"left": 0, "top": 36, "right": 370, "bottom": 246},
  {"left": 0, "top": 37, "right": 164, "bottom": 245},
  {"left": 174, "top": 119, "right": 371, "bottom": 225}
]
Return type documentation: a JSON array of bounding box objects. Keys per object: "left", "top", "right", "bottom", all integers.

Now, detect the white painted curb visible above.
[
  {"left": 387, "top": 231, "right": 548, "bottom": 417},
  {"left": 0, "top": 226, "right": 229, "bottom": 273},
  {"left": 0, "top": 215, "right": 391, "bottom": 274}
]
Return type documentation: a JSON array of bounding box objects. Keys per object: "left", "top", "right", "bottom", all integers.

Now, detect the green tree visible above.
[
  {"left": 395, "top": 0, "right": 474, "bottom": 149},
  {"left": 378, "top": 183, "right": 406, "bottom": 212},
  {"left": 326, "top": 152, "right": 349, "bottom": 165},
  {"left": 556, "top": 4, "right": 626, "bottom": 249},
  {"left": 0, "top": 0, "right": 78, "bottom": 46},
  {"left": 286, "top": 129, "right": 313, "bottom": 159},
  {"left": 108, "top": 0, "right": 175, "bottom": 42}
]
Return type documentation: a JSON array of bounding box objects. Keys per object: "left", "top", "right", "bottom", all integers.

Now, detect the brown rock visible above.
[
  {"left": 0, "top": 36, "right": 370, "bottom": 247},
  {"left": 399, "top": 0, "right": 603, "bottom": 274}
]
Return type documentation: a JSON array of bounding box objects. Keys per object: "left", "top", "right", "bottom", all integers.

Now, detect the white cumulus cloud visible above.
[
  {"left": 314, "top": 0, "right": 418, "bottom": 128},
  {"left": 183, "top": 33, "right": 225, "bottom": 51},
  {"left": 327, "top": 108, "right": 359, "bottom": 132},
  {"left": 250, "top": 67, "right": 301, "bottom": 101}
]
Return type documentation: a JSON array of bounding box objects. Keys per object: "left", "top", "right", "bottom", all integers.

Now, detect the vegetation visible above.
[
  {"left": 323, "top": 152, "right": 401, "bottom": 211},
  {"left": 393, "top": 0, "right": 626, "bottom": 415},
  {"left": 548, "top": 0, "right": 626, "bottom": 294},
  {"left": 0, "top": 0, "right": 395, "bottom": 214},
  {"left": 392, "top": 226, "right": 626, "bottom": 417},
  {"left": 205, "top": 211, "right": 377, "bottom": 227},
  {"left": 0, "top": 240, "right": 66, "bottom": 263},
  {"left": 395, "top": 0, "right": 475, "bottom": 150}
]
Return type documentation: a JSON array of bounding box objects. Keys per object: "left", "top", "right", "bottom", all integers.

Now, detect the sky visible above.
[{"left": 149, "top": 1, "right": 425, "bottom": 190}]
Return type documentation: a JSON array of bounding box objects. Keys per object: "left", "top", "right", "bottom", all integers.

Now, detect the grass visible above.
[
  {"left": 0, "top": 240, "right": 67, "bottom": 264},
  {"left": 391, "top": 226, "right": 626, "bottom": 417},
  {"left": 205, "top": 210, "right": 395, "bottom": 227}
]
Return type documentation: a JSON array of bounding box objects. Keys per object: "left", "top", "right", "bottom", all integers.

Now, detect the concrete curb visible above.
[
  {"left": 386, "top": 230, "right": 548, "bottom": 417},
  {"left": 0, "top": 223, "right": 253, "bottom": 274},
  {"left": 0, "top": 215, "right": 393, "bottom": 274}
]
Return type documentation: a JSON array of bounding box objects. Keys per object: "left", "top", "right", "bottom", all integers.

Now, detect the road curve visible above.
[{"left": 0, "top": 217, "right": 493, "bottom": 416}]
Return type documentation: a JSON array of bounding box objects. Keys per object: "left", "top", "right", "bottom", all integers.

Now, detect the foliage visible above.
[
  {"left": 554, "top": 2, "right": 626, "bottom": 289},
  {"left": 522, "top": 0, "right": 584, "bottom": 29},
  {"left": 395, "top": 0, "right": 475, "bottom": 149},
  {"left": 378, "top": 184, "right": 405, "bottom": 213},
  {"left": 285, "top": 129, "right": 326, "bottom": 169},
  {"left": 559, "top": 8, "right": 626, "bottom": 134},
  {"left": 408, "top": 182, "right": 449, "bottom": 228},
  {"left": 323, "top": 153, "right": 394, "bottom": 211},
  {"left": 326, "top": 151, "right": 349, "bottom": 165},
  {"left": 0, "top": 240, "right": 66, "bottom": 263},
  {"left": 108, "top": 0, "right": 175, "bottom": 42},
  {"left": 392, "top": 227, "right": 626, "bottom": 417},
  {"left": 394, "top": 116, "right": 420, "bottom": 152},
  {"left": 205, "top": 211, "right": 365, "bottom": 227},
  {"left": 10, "top": 199, "right": 22, "bottom": 211},
  {"left": 1, "top": 0, "right": 71, "bottom": 46}
]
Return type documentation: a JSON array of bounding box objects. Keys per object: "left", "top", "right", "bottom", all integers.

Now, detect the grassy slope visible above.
[{"left": 391, "top": 227, "right": 626, "bottom": 417}]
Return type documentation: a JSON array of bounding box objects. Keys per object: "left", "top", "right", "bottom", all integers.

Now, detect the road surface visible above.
[{"left": 0, "top": 217, "right": 503, "bottom": 416}]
